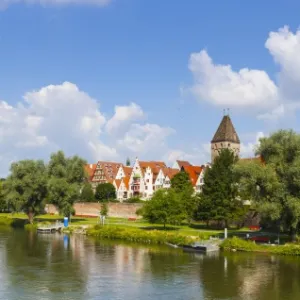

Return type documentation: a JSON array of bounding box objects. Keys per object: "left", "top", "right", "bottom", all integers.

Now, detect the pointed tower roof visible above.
[{"left": 211, "top": 115, "right": 240, "bottom": 144}]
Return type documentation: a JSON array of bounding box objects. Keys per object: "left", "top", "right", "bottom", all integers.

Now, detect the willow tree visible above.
[
  {"left": 47, "top": 151, "right": 87, "bottom": 217},
  {"left": 3, "top": 160, "right": 48, "bottom": 223},
  {"left": 235, "top": 130, "right": 300, "bottom": 237}
]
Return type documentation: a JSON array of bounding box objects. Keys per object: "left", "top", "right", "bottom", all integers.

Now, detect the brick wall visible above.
[{"left": 45, "top": 202, "right": 143, "bottom": 219}]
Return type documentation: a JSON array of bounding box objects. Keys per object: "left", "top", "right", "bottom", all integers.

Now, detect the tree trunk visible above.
[
  {"left": 290, "top": 228, "right": 297, "bottom": 242},
  {"left": 28, "top": 211, "right": 34, "bottom": 224}
]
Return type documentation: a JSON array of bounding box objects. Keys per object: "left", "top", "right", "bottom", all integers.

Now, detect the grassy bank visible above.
[
  {"left": 221, "top": 237, "right": 300, "bottom": 256},
  {"left": 86, "top": 225, "right": 196, "bottom": 246}
]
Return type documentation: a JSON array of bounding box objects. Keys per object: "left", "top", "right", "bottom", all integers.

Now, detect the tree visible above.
[
  {"left": 0, "top": 180, "right": 6, "bottom": 211},
  {"left": 100, "top": 203, "right": 108, "bottom": 217},
  {"left": 171, "top": 171, "right": 197, "bottom": 224},
  {"left": 171, "top": 171, "right": 193, "bottom": 193},
  {"left": 137, "top": 189, "right": 186, "bottom": 228},
  {"left": 197, "top": 148, "right": 245, "bottom": 228},
  {"left": 80, "top": 183, "right": 94, "bottom": 202},
  {"left": 95, "top": 183, "right": 116, "bottom": 202},
  {"left": 235, "top": 130, "right": 300, "bottom": 237},
  {"left": 126, "top": 157, "right": 131, "bottom": 167},
  {"left": 47, "top": 151, "right": 87, "bottom": 217},
  {"left": 3, "top": 160, "right": 48, "bottom": 223}
]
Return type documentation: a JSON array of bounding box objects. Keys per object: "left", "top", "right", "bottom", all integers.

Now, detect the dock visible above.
[
  {"left": 183, "top": 242, "right": 219, "bottom": 253},
  {"left": 37, "top": 222, "right": 64, "bottom": 233}
]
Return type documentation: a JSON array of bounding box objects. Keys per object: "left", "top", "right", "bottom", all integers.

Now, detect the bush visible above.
[
  {"left": 221, "top": 237, "right": 300, "bottom": 256},
  {"left": 123, "top": 197, "right": 143, "bottom": 203},
  {"left": 87, "top": 226, "right": 194, "bottom": 246}
]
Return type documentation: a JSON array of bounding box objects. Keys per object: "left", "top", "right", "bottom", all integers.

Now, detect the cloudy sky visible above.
[{"left": 0, "top": 0, "right": 300, "bottom": 176}]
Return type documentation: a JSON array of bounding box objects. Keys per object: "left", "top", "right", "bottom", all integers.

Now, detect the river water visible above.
[{"left": 1, "top": 228, "right": 300, "bottom": 300}]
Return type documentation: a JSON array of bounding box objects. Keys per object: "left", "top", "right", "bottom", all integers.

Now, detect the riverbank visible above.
[{"left": 221, "top": 237, "right": 300, "bottom": 256}]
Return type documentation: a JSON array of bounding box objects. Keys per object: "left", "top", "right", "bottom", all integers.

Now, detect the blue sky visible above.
[{"left": 1, "top": 0, "right": 300, "bottom": 174}]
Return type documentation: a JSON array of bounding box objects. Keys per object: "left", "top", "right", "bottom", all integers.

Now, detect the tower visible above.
[{"left": 211, "top": 113, "right": 240, "bottom": 162}]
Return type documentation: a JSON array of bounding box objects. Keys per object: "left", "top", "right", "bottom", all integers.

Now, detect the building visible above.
[
  {"left": 211, "top": 114, "right": 240, "bottom": 162},
  {"left": 90, "top": 161, "right": 123, "bottom": 190},
  {"left": 114, "top": 177, "right": 130, "bottom": 202}
]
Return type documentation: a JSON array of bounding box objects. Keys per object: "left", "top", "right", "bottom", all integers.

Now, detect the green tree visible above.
[
  {"left": 137, "top": 189, "right": 186, "bottom": 228},
  {"left": 126, "top": 157, "right": 131, "bottom": 167},
  {"left": 80, "top": 183, "right": 95, "bottom": 202},
  {"left": 95, "top": 183, "right": 116, "bottom": 202},
  {"left": 171, "top": 171, "right": 196, "bottom": 224},
  {"left": 198, "top": 148, "right": 245, "bottom": 228},
  {"left": 100, "top": 203, "right": 108, "bottom": 217},
  {"left": 3, "top": 160, "right": 48, "bottom": 223},
  {"left": 235, "top": 130, "right": 300, "bottom": 237},
  {"left": 47, "top": 151, "right": 87, "bottom": 217},
  {"left": 171, "top": 171, "right": 193, "bottom": 193}
]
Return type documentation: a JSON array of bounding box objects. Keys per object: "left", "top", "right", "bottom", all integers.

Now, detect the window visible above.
[
  {"left": 145, "top": 186, "right": 148, "bottom": 190},
  {"left": 146, "top": 179, "right": 149, "bottom": 183}
]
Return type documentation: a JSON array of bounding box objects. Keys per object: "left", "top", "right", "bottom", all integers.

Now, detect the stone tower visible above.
[{"left": 211, "top": 114, "right": 240, "bottom": 162}]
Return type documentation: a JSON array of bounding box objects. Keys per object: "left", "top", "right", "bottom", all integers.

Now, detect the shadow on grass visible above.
[{"left": 140, "top": 226, "right": 180, "bottom": 231}]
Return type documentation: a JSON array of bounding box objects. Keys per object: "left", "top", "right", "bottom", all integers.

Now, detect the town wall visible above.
[{"left": 45, "top": 202, "right": 143, "bottom": 219}]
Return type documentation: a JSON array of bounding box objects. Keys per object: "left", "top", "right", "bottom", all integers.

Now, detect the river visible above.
[{"left": 0, "top": 228, "right": 300, "bottom": 300}]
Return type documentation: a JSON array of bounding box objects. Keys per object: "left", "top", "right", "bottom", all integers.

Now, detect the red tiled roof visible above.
[
  {"left": 139, "top": 161, "right": 167, "bottom": 174},
  {"left": 84, "top": 164, "right": 97, "bottom": 180},
  {"left": 123, "top": 166, "right": 133, "bottom": 177},
  {"left": 176, "top": 160, "right": 192, "bottom": 168},
  {"left": 162, "top": 167, "right": 180, "bottom": 179},
  {"left": 183, "top": 166, "right": 202, "bottom": 186},
  {"left": 123, "top": 177, "right": 130, "bottom": 190},
  {"left": 240, "top": 156, "right": 264, "bottom": 164},
  {"left": 92, "top": 161, "right": 123, "bottom": 183},
  {"left": 114, "top": 179, "right": 122, "bottom": 189}
]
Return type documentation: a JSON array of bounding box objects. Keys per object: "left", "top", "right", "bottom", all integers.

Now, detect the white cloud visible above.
[
  {"left": 257, "top": 104, "right": 285, "bottom": 121},
  {"left": 186, "top": 26, "right": 300, "bottom": 121},
  {"left": 105, "top": 102, "right": 144, "bottom": 135},
  {"left": 187, "top": 50, "right": 278, "bottom": 109},
  {"left": 0, "top": 0, "right": 111, "bottom": 9},
  {"left": 118, "top": 123, "right": 175, "bottom": 154},
  {"left": 240, "top": 132, "right": 264, "bottom": 158}
]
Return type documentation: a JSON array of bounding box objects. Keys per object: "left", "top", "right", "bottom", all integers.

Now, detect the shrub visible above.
[
  {"left": 87, "top": 226, "right": 194, "bottom": 246},
  {"left": 124, "top": 197, "right": 144, "bottom": 203}
]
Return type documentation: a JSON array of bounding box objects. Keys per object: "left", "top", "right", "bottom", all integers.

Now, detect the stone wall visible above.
[{"left": 45, "top": 202, "right": 143, "bottom": 219}]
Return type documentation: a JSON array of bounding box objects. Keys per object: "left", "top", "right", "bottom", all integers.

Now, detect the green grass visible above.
[
  {"left": 86, "top": 225, "right": 195, "bottom": 246},
  {"left": 221, "top": 237, "right": 300, "bottom": 256}
]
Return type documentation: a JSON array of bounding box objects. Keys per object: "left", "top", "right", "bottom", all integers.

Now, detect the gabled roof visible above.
[
  {"left": 162, "top": 167, "right": 180, "bottom": 180},
  {"left": 123, "top": 177, "right": 130, "bottom": 189},
  {"left": 211, "top": 115, "right": 240, "bottom": 144},
  {"left": 182, "top": 166, "right": 202, "bottom": 186},
  {"left": 114, "top": 179, "right": 122, "bottom": 189},
  {"left": 240, "top": 156, "right": 264, "bottom": 164},
  {"left": 176, "top": 160, "right": 192, "bottom": 168},
  {"left": 123, "top": 166, "right": 133, "bottom": 177},
  {"left": 139, "top": 161, "right": 167, "bottom": 175},
  {"left": 94, "top": 161, "right": 123, "bottom": 182},
  {"left": 84, "top": 164, "right": 97, "bottom": 180}
]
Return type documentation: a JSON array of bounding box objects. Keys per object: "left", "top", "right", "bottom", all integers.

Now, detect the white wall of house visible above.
[
  {"left": 195, "top": 169, "right": 205, "bottom": 193},
  {"left": 154, "top": 169, "right": 165, "bottom": 191},
  {"left": 143, "top": 166, "right": 154, "bottom": 198},
  {"left": 128, "top": 158, "right": 146, "bottom": 199},
  {"left": 115, "top": 166, "right": 126, "bottom": 180},
  {"left": 163, "top": 175, "right": 171, "bottom": 189}
]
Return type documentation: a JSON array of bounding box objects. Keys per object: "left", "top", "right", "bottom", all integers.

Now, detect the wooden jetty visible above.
[
  {"left": 183, "top": 242, "right": 219, "bottom": 254},
  {"left": 37, "top": 222, "right": 64, "bottom": 233}
]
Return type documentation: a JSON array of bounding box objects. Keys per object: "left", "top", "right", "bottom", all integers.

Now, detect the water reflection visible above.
[{"left": 1, "top": 229, "right": 300, "bottom": 299}]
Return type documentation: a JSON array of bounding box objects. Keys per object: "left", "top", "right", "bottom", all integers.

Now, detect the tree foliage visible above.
[
  {"left": 80, "top": 182, "right": 95, "bottom": 202},
  {"left": 137, "top": 189, "right": 186, "bottom": 228},
  {"left": 100, "top": 203, "right": 109, "bottom": 217},
  {"left": 235, "top": 130, "right": 300, "bottom": 236},
  {"left": 126, "top": 157, "right": 131, "bottom": 167},
  {"left": 3, "top": 160, "right": 48, "bottom": 223},
  {"left": 196, "top": 149, "right": 245, "bottom": 227},
  {"left": 95, "top": 183, "right": 116, "bottom": 202},
  {"left": 171, "top": 171, "right": 197, "bottom": 223},
  {"left": 47, "top": 151, "right": 87, "bottom": 217}
]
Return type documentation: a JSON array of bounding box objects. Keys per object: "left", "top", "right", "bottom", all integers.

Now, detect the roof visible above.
[
  {"left": 123, "top": 177, "right": 130, "bottom": 189},
  {"left": 163, "top": 168, "right": 180, "bottom": 179},
  {"left": 84, "top": 164, "right": 97, "bottom": 180},
  {"left": 114, "top": 179, "right": 122, "bottom": 189},
  {"left": 211, "top": 115, "right": 240, "bottom": 144},
  {"left": 93, "top": 161, "right": 123, "bottom": 182},
  {"left": 240, "top": 156, "right": 264, "bottom": 164},
  {"left": 176, "top": 160, "right": 192, "bottom": 168},
  {"left": 139, "top": 161, "right": 167, "bottom": 175},
  {"left": 182, "top": 166, "right": 203, "bottom": 186},
  {"left": 123, "top": 166, "right": 133, "bottom": 177}
]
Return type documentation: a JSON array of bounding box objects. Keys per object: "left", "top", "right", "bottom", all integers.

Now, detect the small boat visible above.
[{"left": 183, "top": 242, "right": 219, "bottom": 253}]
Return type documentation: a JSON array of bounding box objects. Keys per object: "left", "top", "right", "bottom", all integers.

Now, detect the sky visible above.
[{"left": 1, "top": 0, "right": 300, "bottom": 175}]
